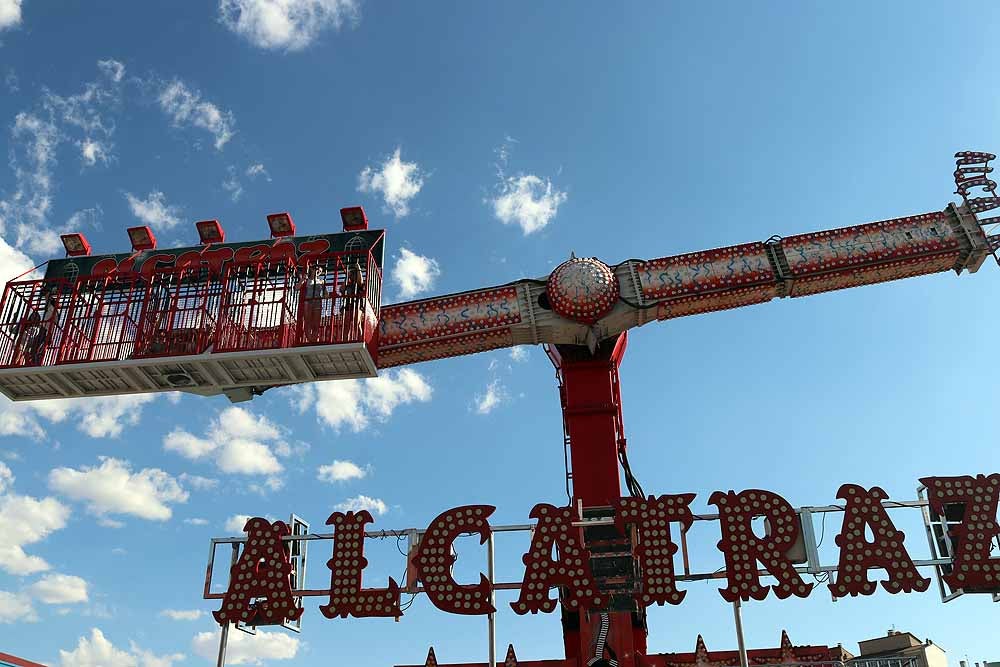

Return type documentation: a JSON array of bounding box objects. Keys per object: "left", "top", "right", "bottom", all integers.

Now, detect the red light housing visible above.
[
  {"left": 60, "top": 233, "right": 92, "bottom": 257},
  {"left": 196, "top": 219, "right": 225, "bottom": 245},
  {"left": 266, "top": 212, "right": 295, "bottom": 238},
  {"left": 340, "top": 206, "right": 369, "bottom": 232},
  {"left": 127, "top": 226, "right": 157, "bottom": 251}
]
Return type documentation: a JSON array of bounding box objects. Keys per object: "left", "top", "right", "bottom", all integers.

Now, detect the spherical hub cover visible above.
[{"left": 546, "top": 257, "right": 620, "bottom": 325}]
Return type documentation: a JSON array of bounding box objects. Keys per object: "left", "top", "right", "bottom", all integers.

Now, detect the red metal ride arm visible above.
[{"left": 376, "top": 205, "right": 995, "bottom": 369}]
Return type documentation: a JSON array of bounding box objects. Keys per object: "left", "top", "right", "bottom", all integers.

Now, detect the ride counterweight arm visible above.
[{"left": 375, "top": 201, "right": 994, "bottom": 369}]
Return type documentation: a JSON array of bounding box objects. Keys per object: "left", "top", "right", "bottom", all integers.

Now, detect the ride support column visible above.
[{"left": 552, "top": 333, "right": 644, "bottom": 667}]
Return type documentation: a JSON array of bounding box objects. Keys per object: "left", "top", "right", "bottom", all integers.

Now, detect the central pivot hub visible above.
[{"left": 546, "top": 257, "right": 620, "bottom": 325}]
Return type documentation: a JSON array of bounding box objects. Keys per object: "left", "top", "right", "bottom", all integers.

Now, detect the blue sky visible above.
[{"left": 0, "top": 1, "right": 998, "bottom": 665}]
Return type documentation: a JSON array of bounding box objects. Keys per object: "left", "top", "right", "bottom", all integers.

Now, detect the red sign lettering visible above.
[
  {"left": 829, "top": 484, "right": 929, "bottom": 597},
  {"left": 318, "top": 510, "right": 401, "bottom": 619},
  {"left": 920, "top": 474, "right": 1000, "bottom": 591},
  {"left": 615, "top": 494, "right": 693, "bottom": 606},
  {"left": 510, "top": 504, "right": 604, "bottom": 615},
  {"left": 709, "top": 489, "right": 813, "bottom": 602},
  {"left": 212, "top": 518, "right": 303, "bottom": 626},
  {"left": 412, "top": 505, "right": 496, "bottom": 615}
]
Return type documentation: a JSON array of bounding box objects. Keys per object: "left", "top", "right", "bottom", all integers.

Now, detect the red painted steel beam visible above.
[{"left": 551, "top": 333, "right": 644, "bottom": 667}]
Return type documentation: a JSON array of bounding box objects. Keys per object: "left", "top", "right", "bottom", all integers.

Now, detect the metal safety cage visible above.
[
  {"left": 0, "top": 278, "right": 74, "bottom": 369},
  {"left": 134, "top": 266, "right": 223, "bottom": 358},
  {"left": 215, "top": 257, "right": 299, "bottom": 353},
  {"left": 57, "top": 273, "right": 148, "bottom": 364},
  {"left": 294, "top": 250, "right": 382, "bottom": 350}
]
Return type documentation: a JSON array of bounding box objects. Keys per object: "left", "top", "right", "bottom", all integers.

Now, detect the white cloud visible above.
[
  {"left": 183, "top": 517, "right": 209, "bottom": 526},
  {"left": 0, "top": 0, "right": 23, "bottom": 31},
  {"left": 124, "top": 190, "right": 183, "bottom": 230},
  {"left": 474, "top": 378, "right": 506, "bottom": 415},
  {"left": 97, "top": 59, "right": 126, "bottom": 83},
  {"left": 161, "top": 609, "right": 202, "bottom": 621},
  {"left": 193, "top": 626, "right": 299, "bottom": 664},
  {"left": 59, "top": 628, "right": 184, "bottom": 667},
  {"left": 0, "top": 61, "right": 123, "bottom": 255},
  {"left": 79, "top": 138, "right": 110, "bottom": 166},
  {"left": 0, "top": 462, "right": 11, "bottom": 494},
  {"left": 392, "top": 247, "right": 441, "bottom": 298},
  {"left": 0, "top": 235, "right": 36, "bottom": 288},
  {"left": 0, "top": 463, "right": 70, "bottom": 575},
  {"left": 28, "top": 573, "right": 89, "bottom": 604},
  {"left": 358, "top": 147, "right": 426, "bottom": 218},
  {"left": 290, "top": 368, "right": 432, "bottom": 432},
  {"left": 164, "top": 406, "right": 286, "bottom": 477},
  {"left": 333, "top": 494, "right": 387, "bottom": 516},
  {"left": 222, "top": 162, "right": 269, "bottom": 203},
  {"left": 0, "top": 112, "right": 60, "bottom": 252},
  {"left": 224, "top": 514, "right": 252, "bottom": 533},
  {"left": 158, "top": 79, "right": 235, "bottom": 150},
  {"left": 49, "top": 457, "right": 188, "bottom": 522},
  {"left": 509, "top": 346, "right": 529, "bottom": 362},
  {"left": 219, "top": 0, "right": 359, "bottom": 52},
  {"left": 0, "top": 393, "right": 158, "bottom": 440},
  {"left": 0, "top": 590, "right": 36, "bottom": 623},
  {"left": 179, "top": 473, "right": 218, "bottom": 491},
  {"left": 317, "top": 460, "right": 369, "bottom": 483},
  {"left": 490, "top": 173, "right": 567, "bottom": 235},
  {"left": 222, "top": 165, "right": 243, "bottom": 202},
  {"left": 245, "top": 162, "right": 270, "bottom": 180}
]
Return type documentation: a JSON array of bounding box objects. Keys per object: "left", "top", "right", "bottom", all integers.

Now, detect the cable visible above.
[{"left": 815, "top": 511, "right": 828, "bottom": 549}]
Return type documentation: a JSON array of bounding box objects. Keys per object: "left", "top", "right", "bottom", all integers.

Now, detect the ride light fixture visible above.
[
  {"left": 127, "top": 225, "right": 157, "bottom": 251},
  {"left": 60, "top": 233, "right": 92, "bottom": 257},
  {"left": 266, "top": 212, "right": 295, "bottom": 238},
  {"left": 340, "top": 206, "right": 368, "bottom": 232},
  {"left": 196, "top": 219, "right": 225, "bottom": 245}
]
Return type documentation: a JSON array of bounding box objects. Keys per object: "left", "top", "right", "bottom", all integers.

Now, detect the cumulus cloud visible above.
[
  {"left": 0, "top": 393, "right": 158, "bottom": 440},
  {"left": 334, "top": 494, "right": 387, "bottom": 516},
  {"left": 28, "top": 573, "right": 89, "bottom": 604},
  {"left": 391, "top": 247, "right": 441, "bottom": 298},
  {"left": 317, "top": 460, "right": 369, "bottom": 483},
  {"left": 193, "top": 626, "right": 298, "bottom": 664},
  {"left": 158, "top": 79, "right": 235, "bottom": 150},
  {"left": 0, "top": 590, "right": 36, "bottom": 623},
  {"left": 59, "top": 628, "right": 184, "bottom": 667},
  {"left": 289, "top": 368, "right": 432, "bottom": 432},
  {"left": 474, "top": 378, "right": 507, "bottom": 415},
  {"left": 490, "top": 173, "right": 567, "bottom": 235},
  {"left": 161, "top": 609, "right": 202, "bottom": 621},
  {"left": 509, "top": 346, "right": 529, "bottom": 362},
  {"left": 0, "top": 0, "right": 23, "bottom": 31},
  {"left": 219, "top": 0, "right": 359, "bottom": 51},
  {"left": 49, "top": 457, "right": 188, "bottom": 522},
  {"left": 182, "top": 517, "right": 209, "bottom": 526},
  {"left": 0, "top": 462, "right": 70, "bottom": 575},
  {"left": 358, "top": 147, "right": 426, "bottom": 218},
  {"left": 124, "top": 190, "right": 183, "bottom": 230},
  {"left": 164, "top": 406, "right": 288, "bottom": 479},
  {"left": 224, "top": 514, "right": 253, "bottom": 533},
  {"left": 0, "top": 235, "right": 37, "bottom": 286}
]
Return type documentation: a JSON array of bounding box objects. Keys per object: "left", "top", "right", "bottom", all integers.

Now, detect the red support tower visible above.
[{"left": 548, "top": 333, "right": 645, "bottom": 667}]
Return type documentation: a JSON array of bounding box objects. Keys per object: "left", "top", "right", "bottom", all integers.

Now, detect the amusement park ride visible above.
[{"left": 3, "top": 153, "right": 1000, "bottom": 667}]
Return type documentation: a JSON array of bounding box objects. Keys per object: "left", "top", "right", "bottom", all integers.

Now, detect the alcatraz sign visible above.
[{"left": 211, "top": 474, "right": 1000, "bottom": 627}]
